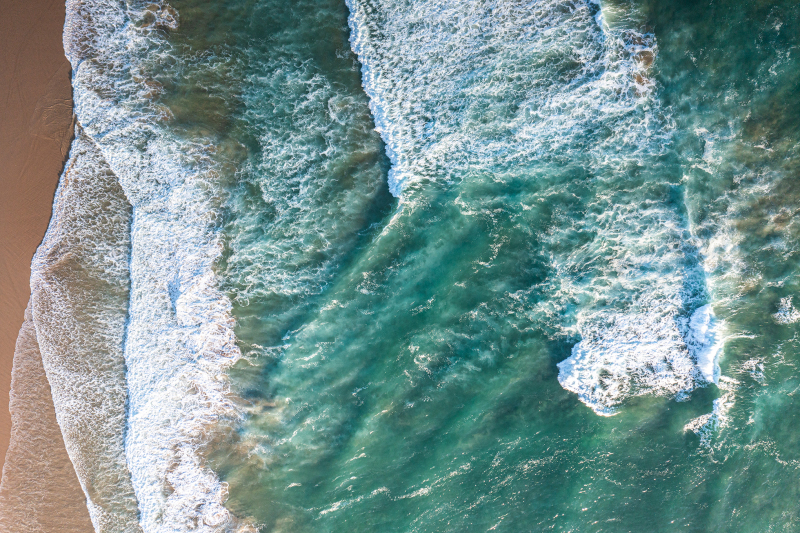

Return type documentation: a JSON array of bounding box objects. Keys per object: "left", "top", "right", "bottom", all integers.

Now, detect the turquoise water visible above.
[
  {"left": 17, "top": 0, "right": 800, "bottom": 530},
  {"left": 206, "top": 0, "right": 800, "bottom": 530}
]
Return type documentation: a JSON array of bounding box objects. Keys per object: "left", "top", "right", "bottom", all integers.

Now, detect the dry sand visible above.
[{"left": 0, "top": 0, "right": 74, "bottom": 474}]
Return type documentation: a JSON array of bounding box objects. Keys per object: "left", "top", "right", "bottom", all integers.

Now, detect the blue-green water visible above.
[
  {"left": 15, "top": 0, "right": 800, "bottom": 531},
  {"left": 209, "top": 0, "right": 800, "bottom": 530}
]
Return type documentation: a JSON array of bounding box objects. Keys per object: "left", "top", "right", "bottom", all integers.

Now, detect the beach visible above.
[{"left": 0, "top": 0, "right": 74, "bottom": 474}]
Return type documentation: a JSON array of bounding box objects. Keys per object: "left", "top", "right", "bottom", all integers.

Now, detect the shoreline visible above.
[
  {"left": 0, "top": 0, "right": 74, "bottom": 476},
  {"left": 0, "top": 305, "right": 94, "bottom": 531}
]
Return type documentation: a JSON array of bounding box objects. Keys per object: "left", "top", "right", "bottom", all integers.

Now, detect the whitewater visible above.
[
  {"left": 346, "top": 0, "right": 721, "bottom": 414},
  {"left": 17, "top": 0, "right": 253, "bottom": 530}
]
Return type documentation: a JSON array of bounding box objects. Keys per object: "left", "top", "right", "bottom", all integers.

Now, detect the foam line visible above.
[{"left": 63, "top": 0, "right": 251, "bottom": 530}]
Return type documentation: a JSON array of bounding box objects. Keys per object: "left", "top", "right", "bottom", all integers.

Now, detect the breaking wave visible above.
[{"left": 346, "top": 0, "right": 721, "bottom": 415}]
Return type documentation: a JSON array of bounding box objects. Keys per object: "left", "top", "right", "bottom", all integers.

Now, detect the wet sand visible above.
[
  {"left": 0, "top": 0, "right": 74, "bottom": 473},
  {"left": 0, "top": 305, "right": 94, "bottom": 532}
]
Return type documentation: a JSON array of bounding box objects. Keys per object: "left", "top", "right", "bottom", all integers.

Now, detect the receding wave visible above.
[
  {"left": 30, "top": 127, "right": 139, "bottom": 531},
  {"left": 0, "top": 303, "right": 94, "bottom": 533}
]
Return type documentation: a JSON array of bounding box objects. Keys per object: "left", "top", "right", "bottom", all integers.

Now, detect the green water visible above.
[{"left": 151, "top": 0, "right": 800, "bottom": 530}]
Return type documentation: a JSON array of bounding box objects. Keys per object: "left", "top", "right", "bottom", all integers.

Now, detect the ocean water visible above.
[{"left": 4, "top": 0, "right": 800, "bottom": 531}]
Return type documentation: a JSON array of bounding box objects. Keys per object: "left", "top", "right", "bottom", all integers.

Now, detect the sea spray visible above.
[
  {"left": 0, "top": 303, "right": 94, "bottom": 533},
  {"left": 30, "top": 128, "right": 140, "bottom": 531},
  {"left": 64, "top": 0, "right": 250, "bottom": 530}
]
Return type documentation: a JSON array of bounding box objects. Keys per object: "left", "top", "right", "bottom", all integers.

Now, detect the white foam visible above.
[
  {"left": 558, "top": 308, "right": 693, "bottom": 416},
  {"left": 224, "top": 42, "right": 389, "bottom": 312},
  {"left": 29, "top": 129, "right": 141, "bottom": 532},
  {"left": 558, "top": 302, "right": 723, "bottom": 415},
  {"left": 773, "top": 296, "right": 800, "bottom": 324},
  {"left": 64, "top": 0, "right": 252, "bottom": 531},
  {"left": 0, "top": 303, "right": 97, "bottom": 533},
  {"left": 684, "top": 377, "right": 736, "bottom": 448},
  {"left": 346, "top": 0, "right": 663, "bottom": 197},
  {"left": 687, "top": 304, "right": 723, "bottom": 383},
  {"left": 344, "top": 0, "right": 715, "bottom": 416}
]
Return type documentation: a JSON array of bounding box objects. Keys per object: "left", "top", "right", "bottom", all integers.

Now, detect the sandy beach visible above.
[{"left": 0, "top": 0, "right": 74, "bottom": 474}]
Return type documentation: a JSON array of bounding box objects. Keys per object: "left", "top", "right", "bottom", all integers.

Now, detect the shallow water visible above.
[
  {"left": 8, "top": 0, "right": 800, "bottom": 530},
  {"left": 0, "top": 303, "right": 94, "bottom": 533}
]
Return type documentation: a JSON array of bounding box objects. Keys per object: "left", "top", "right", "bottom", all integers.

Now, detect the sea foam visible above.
[
  {"left": 347, "top": 0, "right": 664, "bottom": 196},
  {"left": 558, "top": 303, "right": 722, "bottom": 415},
  {"left": 63, "top": 0, "right": 250, "bottom": 530},
  {"left": 0, "top": 303, "right": 96, "bottom": 533}
]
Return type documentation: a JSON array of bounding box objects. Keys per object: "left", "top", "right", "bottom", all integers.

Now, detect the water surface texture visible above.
[{"left": 6, "top": 0, "right": 800, "bottom": 531}]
